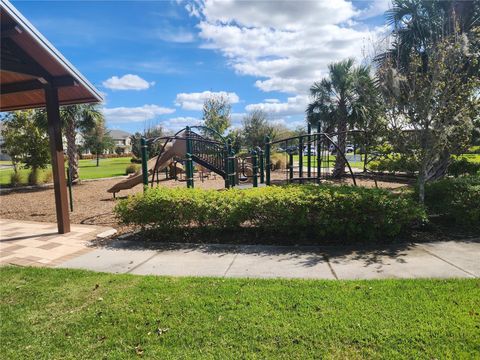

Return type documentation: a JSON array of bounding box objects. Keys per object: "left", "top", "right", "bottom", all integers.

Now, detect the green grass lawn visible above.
[
  {"left": 290, "top": 154, "right": 365, "bottom": 169},
  {"left": 459, "top": 153, "right": 480, "bottom": 164},
  {"left": 1, "top": 267, "right": 479, "bottom": 359},
  {"left": 0, "top": 157, "right": 132, "bottom": 186}
]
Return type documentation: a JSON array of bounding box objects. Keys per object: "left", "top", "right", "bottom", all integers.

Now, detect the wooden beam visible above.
[
  {"left": 44, "top": 85, "right": 70, "bottom": 234},
  {"left": 1, "top": 76, "right": 78, "bottom": 95},
  {"left": 1, "top": 38, "right": 51, "bottom": 79}
]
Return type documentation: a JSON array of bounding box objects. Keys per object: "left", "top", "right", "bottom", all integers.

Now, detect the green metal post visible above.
[
  {"left": 265, "top": 136, "right": 271, "bottom": 185},
  {"left": 289, "top": 152, "right": 294, "bottom": 180},
  {"left": 224, "top": 146, "right": 230, "bottom": 188},
  {"left": 317, "top": 122, "right": 321, "bottom": 184},
  {"left": 299, "top": 136, "right": 303, "bottom": 182},
  {"left": 307, "top": 122, "right": 311, "bottom": 178},
  {"left": 229, "top": 149, "right": 236, "bottom": 187},
  {"left": 185, "top": 126, "right": 192, "bottom": 155},
  {"left": 186, "top": 153, "right": 194, "bottom": 188},
  {"left": 66, "top": 167, "right": 73, "bottom": 212},
  {"left": 258, "top": 149, "right": 264, "bottom": 184},
  {"left": 141, "top": 137, "right": 149, "bottom": 191},
  {"left": 252, "top": 150, "right": 258, "bottom": 187}
]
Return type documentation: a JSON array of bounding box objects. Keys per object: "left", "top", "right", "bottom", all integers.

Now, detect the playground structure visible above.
[{"left": 107, "top": 123, "right": 391, "bottom": 196}]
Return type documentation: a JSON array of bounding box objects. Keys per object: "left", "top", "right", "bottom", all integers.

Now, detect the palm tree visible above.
[
  {"left": 36, "top": 104, "right": 103, "bottom": 181},
  {"left": 61, "top": 104, "right": 103, "bottom": 181},
  {"left": 307, "top": 59, "right": 378, "bottom": 177},
  {"left": 379, "top": 0, "right": 479, "bottom": 71}
]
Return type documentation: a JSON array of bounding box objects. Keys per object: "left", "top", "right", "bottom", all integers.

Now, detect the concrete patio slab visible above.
[
  {"left": 327, "top": 244, "right": 474, "bottom": 279},
  {"left": 226, "top": 245, "right": 334, "bottom": 279},
  {"left": 52, "top": 239, "right": 479, "bottom": 279},
  {"left": 416, "top": 241, "right": 480, "bottom": 277},
  {"left": 60, "top": 248, "right": 159, "bottom": 274},
  {"left": 129, "top": 248, "right": 237, "bottom": 277}
]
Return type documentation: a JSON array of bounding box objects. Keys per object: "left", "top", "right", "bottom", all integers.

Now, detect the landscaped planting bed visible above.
[
  {"left": 115, "top": 185, "right": 425, "bottom": 242},
  {"left": 423, "top": 175, "right": 480, "bottom": 229}
]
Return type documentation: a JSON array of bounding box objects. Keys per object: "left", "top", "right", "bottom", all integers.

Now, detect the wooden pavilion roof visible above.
[{"left": 0, "top": 0, "right": 103, "bottom": 111}]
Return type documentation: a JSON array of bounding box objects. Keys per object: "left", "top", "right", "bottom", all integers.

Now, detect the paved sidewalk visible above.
[
  {"left": 58, "top": 239, "right": 480, "bottom": 279},
  {"left": 0, "top": 219, "right": 115, "bottom": 267}
]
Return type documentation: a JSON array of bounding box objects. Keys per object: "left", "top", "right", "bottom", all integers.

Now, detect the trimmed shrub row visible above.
[
  {"left": 115, "top": 185, "right": 425, "bottom": 242},
  {"left": 423, "top": 175, "right": 480, "bottom": 229},
  {"left": 447, "top": 157, "right": 480, "bottom": 177}
]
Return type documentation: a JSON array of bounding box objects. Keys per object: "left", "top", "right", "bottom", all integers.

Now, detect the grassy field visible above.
[
  {"left": 1, "top": 267, "right": 479, "bottom": 359},
  {"left": 0, "top": 157, "right": 133, "bottom": 186},
  {"left": 290, "top": 154, "right": 365, "bottom": 169},
  {"left": 459, "top": 153, "right": 480, "bottom": 163}
]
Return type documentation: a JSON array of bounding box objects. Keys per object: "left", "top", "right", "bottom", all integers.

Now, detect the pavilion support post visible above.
[{"left": 44, "top": 86, "right": 70, "bottom": 234}]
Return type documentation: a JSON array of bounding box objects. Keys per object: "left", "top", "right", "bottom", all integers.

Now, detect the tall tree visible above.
[
  {"left": 82, "top": 119, "right": 114, "bottom": 167},
  {"left": 130, "top": 126, "right": 166, "bottom": 160},
  {"left": 378, "top": 31, "right": 479, "bottom": 203},
  {"left": 378, "top": 0, "right": 480, "bottom": 201},
  {"left": 2, "top": 110, "right": 50, "bottom": 176},
  {"left": 202, "top": 95, "right": 232, "bottom": 135},
  {"left": 242, "top": 109, "right": 275, "bottom": 149},
  {"left": 307, "top": 59, "right": 380, "bottom": 177}
]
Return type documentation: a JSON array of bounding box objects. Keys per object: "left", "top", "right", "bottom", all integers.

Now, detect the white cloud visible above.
[
  {"left": 103, "top": 74, "right": 154, "bottom": 90},
  {"left": 199, "top": 0, "right": 357, "bottom": 30},
  {"left": 175, "top": 90, "right": 240, "bottom": 110},
  {"left": 190, "top": 1, "right": 386, "bottom": 94},
  {"left": 161, "top": 116, "right": 202, "bottom": 131},
  {"left": 103, "top": 104, "right": 175, "bottom": 123},
  {"left": 245, "top": 95, "right": 309, "bottom": 117},
  {"left": 156, "top": 29, "right": 195, "bottom": 43},
  {"left": 356, "top": 0, "right": 391, "bottom": 20}
]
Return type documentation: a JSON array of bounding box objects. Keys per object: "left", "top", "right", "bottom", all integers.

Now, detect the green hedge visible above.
[
  {"left": 423, "top": 175, "right": 480, "bottom": 229},
  {"left": 115, "top": 185, "right": 425, "bottom": 242},
  {"left": 447, "top": 157, "right": 480, "bottom": 177}
]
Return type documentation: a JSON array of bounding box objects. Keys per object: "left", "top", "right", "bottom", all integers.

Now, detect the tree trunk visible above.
[
  {"left": 425, "top": 150, "right": 450, "bottom": 181},
  {"left": 65, "top": 120, "right": 79, "bottom": 182},
  {"left": 418, "top": 160, "right": 427, "bottom": 204},
  {"left": 96, "top": 152, "right": 100, "bottom": 167},
  {"left": 333, "top": 119, "right": 347, "bottom": 178}
]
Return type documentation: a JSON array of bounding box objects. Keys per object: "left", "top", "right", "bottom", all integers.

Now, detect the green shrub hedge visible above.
[
  {"left": 423, "top": 175, "right": 480, "bottom": 229},
  {"left": 115, "top": 185, "right": 425, "bottom": 242},
  {"left": 447, "top": 157, "right": 480, "bottom": 177}
]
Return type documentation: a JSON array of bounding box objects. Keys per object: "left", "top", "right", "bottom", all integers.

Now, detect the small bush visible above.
[
  {"left": 368, "top": 154, "right": 418, "bottom": 174},
  {"left": 130, "top": 157, "right": 142, "bottom": 164},
  {"left": 447, "top": 157, "right": 480, "bottom": 177},
  {"left": 270, "top": 153, "right": 287, "bottom": 170},
  {"left": 27, "top": 169, "right": 42, "bottom": 185},
  {"left": 9, "top": 171, "right": 22, "bottom": 187},
  {"left": 125, "top": 164, "right": 139, "bottom": 175},
  {"left": 422, "top": 175, "right": 480, "bottom": 229},
  {"left": 115, "top": 185, "right": 425, "bottom": 243},
  {"left": 43, "top": 171, "right": 53, "bottom": 184}
]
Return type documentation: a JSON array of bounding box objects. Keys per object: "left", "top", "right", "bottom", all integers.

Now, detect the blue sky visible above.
[{"left": 12, "top": 0, "right": 390, "bottom": 134}]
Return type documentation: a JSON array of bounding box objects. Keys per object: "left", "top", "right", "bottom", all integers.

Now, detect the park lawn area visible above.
[
  {"left": 459, "top": 153, "right": 480, "bottom": 164},
  {"left": 0, "top": 157, "right": 132, "bottom": 186},
  {"left": 291, "top": 154, "right": 365, "bottom": 169},
  {"left": 1, "top": 267, "right": 479, "bottom": 359}
]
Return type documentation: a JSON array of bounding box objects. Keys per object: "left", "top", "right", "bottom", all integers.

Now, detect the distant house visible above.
[
  {"left": 0, "top": 122, "right": 11, "bottom": 161},
  {"left": 109, "top": 129, "right": 132, "bottom": 154}
]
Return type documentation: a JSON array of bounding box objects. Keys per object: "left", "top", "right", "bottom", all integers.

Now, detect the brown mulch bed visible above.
[{"left": 0, "top": 176, "right": 226, "bottom": 231}]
